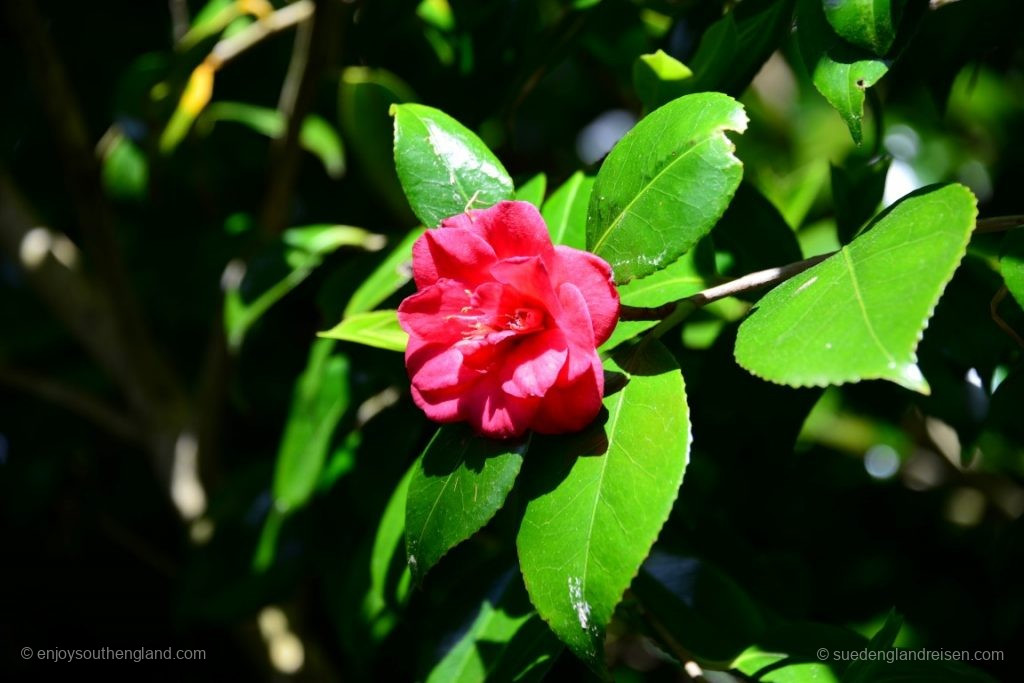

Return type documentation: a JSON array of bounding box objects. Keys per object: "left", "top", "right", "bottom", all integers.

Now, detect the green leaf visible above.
[
  {"left": 823, "top": 0, "right": 906, "bottom": 56},
  {"left": 319, "top": 310, "right": 409, "bottom": 352},
  {"left": 679, "top": 0, "right": 796, "bottom": 98},
  {"left": 832, "top": 157, "right": 891, "bottom": 244},
  {"left": 363, "top": 463, "right": 415, "bottom": 642},
  {"left": 344, "top": 227, "right": 424, "bottom": 317},
  {"left": 632, "top": 50, "right": 692, "bottom": 112},
  {"left": 541, "top": 172, "right": 593, "bottom": 250},
  {"left": 735, "top": 184, "right": 978, "bottom": 394},
  {"left": 616, "top": 238, "right": 716, "bottom": 308},
  {"left": 517, "top": 340, "right": 690, "bottom": 672},
  {"left": 271, "top": 339, "right": 350, "bottom": 512},
  {"left": 101, "top": 131, "right": 148, "bottom": 200},
  {"left": 405, "top": 425, "right": 527, "bottom": 584},
  {"left": 734, "top": 651, "right": 840, "bottom": 682},
  {"left": 587, "top": 92, "right": 747, "bottom": 284},
  {"left": 515, "top": 173, "right": 547, "bottom": 208},
  {"left": 797, "top": 0, "right": 889, "bottom": 144},
  {"left": 339, "top": 67, "right": 418, "bottom": 222},
  {"left": 1001, "top": 228, "right": 1024, "bottom": 310},
  {"left": 225, "top": 225, "right": 382, "bottom": 351},
  {"left": 198, "top": 103, "right": 346, "bottom": 178},
  {"left": 425, "top": 574, "right": 562, "bottom": 683},
  {"left": 391, "top": 103, "right": 514, "bottom": 228}
]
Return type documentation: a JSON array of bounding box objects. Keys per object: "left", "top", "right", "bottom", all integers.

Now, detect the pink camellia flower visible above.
[{"left": 397, "top": 200, "right": 620, "bottom": 438}]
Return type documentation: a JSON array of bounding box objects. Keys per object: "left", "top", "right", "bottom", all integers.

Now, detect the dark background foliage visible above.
[{"left": 1, "top": 0, "right": 1023, "bottom": 680}]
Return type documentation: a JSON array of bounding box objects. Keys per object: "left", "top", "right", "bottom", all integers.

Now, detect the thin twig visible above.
[
  {"left": 621, "top": 213, "right": 1024, "bottom": 322},
  {"left": 208, "top": 0, "right": 315, "bottom": 69},
  {"left": 620, "top": 253, "right": 832, "bottom": 320},
  {"left": 990, "top": 285, "right": 1024, "bottom": 349},
  {"left": 168, "top": 0, "right": 190, "bottom": 43},
  {"left": 0, "top": 366, "right": 142, "bottom": 444}
]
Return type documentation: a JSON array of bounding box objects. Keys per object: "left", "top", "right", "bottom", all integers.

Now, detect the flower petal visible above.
[
  {"left": 549, "top": 245, "right": 620, "bottom": 345},
  {"left": 531, "top": 359, "right": 604, "bottom": 434},
  {"left": 412, "top": 227, "right": 497, "bottom": 288},
  {"left": 556, "top": 282, "right": 599, "bottom": 381},
  {"left": 488, "top": 256, "right": 560, "bottom": 315},
  {"left": 463, "top": 374, "right": 540, "bottom": 438},
  {"left": 443, "top": 201, "right": 553, "bottom": 261},
  {"left": 500, "top": 330, "right": 568, "bottom": 398},
  {"left": 397, "top": 279, "right": 472, "bottom": 344}
]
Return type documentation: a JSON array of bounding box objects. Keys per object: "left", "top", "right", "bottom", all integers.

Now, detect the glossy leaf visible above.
[
  {"left": 425, "top": 574, "right": 562, "bottom": 683},
  {"left": 364, "top": 463, "right": 414, "bottom": 642},
  {"left": 832, "top": 157, "right": 891, "bottom": 244},
  {"left": 587, "top": 92, "right": 747, "bottom": 284},
  {"left": 515, "top": 173, "right": 547, "bottom": 208},
  {"left": 344, "top": 228, "right": 424, "bottom": 317},
  {"left": 391, "top": 103, "right": 514, "bottom": 228},
  {"left": 319, "top": 310, "right": 409, "bottom": 352},
  {"left": 405, "top": 425, "right": 527, "bottom": 584},
  {"left": 1001, "top": 228, "right": 1024, "bottom": 309},
  {"left": 824, "top": 0, "right": 906, "bottom": 56},
  {"left": 517, "top": 340, "right": 690, "bottom": 672},
  {"left": 735, "top": 184, "right": 978, "bottom": 394},
  {"left": 339, "top": 67, "right": 417, "bottom": 222},
  {"left": 271, "top": 339, "right": 350, "bottom": 512},
  {"left": 797, "top": 0, "right": 889, "bottom": 145},
  {"left": 632, "top": 50, "right": 692, "bottom": 112},
  {"left": 541, "top": 172, "right": 593, "bottom": 250}
]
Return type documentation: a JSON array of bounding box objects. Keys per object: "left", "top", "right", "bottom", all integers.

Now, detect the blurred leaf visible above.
[
  {"left": 587, "top": 92, "right": 747, "bottom": 283},
  {"left": 225, "top": 225, "right": 382, "bottom": 350},
  {"left": 344, "top": 228, "right": 424, "bottom": 317},
  {"left": 1001, "top": 228, "right": 1024, "bottom": 309},
  {"left": 180, "top": 0, "right": 240, "bottom": 49},
  {"left": 271, "top": 338, "right": 350, "bottom": 513},
  {"left": 517, "top": 340, "right": 690, "bottom": 673},
  {"left": 363, "top": 463, "right": 415, "bottom": 642},
  {"left": 160, "top": 60, "right": 216, "bottom": 153},
  {"left": 832, "top": 157, "right": 892, "bottom": 244},
  {"left": 515, "top": 173, "right": 547, "bottom": 208},
  {"left": 339, "top": 67, "right": 417, "bottom": 222},
  {"left": 633, "top": 554, "right": 765, "bottom": 667},
  {"left": 734, "top": 651, "right": 841, "bottom": 682},
  {"left": 735, "top": 184, "right": 977, "bottom": 394},
  {"left": 680, "top": 0, "right": 796, "bottom": 97},
  {"left": 632, "top": 49, "right": 692, "bottom": 112},
  {"left": 797, "top": 0, "right": 889, "bottom": 144},
  {"left": 319, "top": 310, "right": 409, "bottom": 352},
  {"left": 541, "top": 172, "right": 593, "bottom": 250},
  {"left": 101, "top": 131, "right": 148, "bottom": 200},
  {"left": 824, "top": 0, "right": 906, "bottom": 56},
  {"left": 391, "top": 103, "right": 514, "bottom": 228},
  {"left": 405, "top": 425, "right": 527, "bottom": 584},
  {"left": 198, "top": 102, "right": 346, "bottom": 178},
  {"left": 425, "top": 573, "right": 562, "bottom": 683}
]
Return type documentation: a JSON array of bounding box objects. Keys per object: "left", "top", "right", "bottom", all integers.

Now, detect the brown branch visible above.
[
  {"left": 207, "top": 0, "right": 315, "bottom": 69},
  {"left": 990, "top": 285, "right": 1024, "bottom": 349},
  {"left": 620, "top": 253, "right": 832, "bottom": 321},
  {"left": 260, "top": 0, "right": 348, "bottom": 235},
  {"left": 975, "top": 214, "right": 1024, "bottom": 234}
]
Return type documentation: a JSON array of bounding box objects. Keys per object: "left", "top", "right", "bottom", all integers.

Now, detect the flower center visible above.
[{"left": 451, "top": 305, "right": 546, "bottom": 341}]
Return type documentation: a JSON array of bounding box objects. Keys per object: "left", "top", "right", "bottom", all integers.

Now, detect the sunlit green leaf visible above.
[
  {"left": 391, "top": 103, "right": 514, "bottom": 228},
  {"left": 797, "top": 0, "right": 889, "bottom": 144},
  {"left": 824, "top": 0, "right": 906, "bottom": 56},
  {"left": 735, "top": 184, "right": 978, "bottom": 393},
  {"left": 517, "top": 340, "right": 690, "bottom": 673},
  {"left": 541, "top": 172, "right": 593, "bottom": 250},
  {"left": 587, "top": 92, "right": 746, "bottom": 283},
  {"left": 363, "top": 463, "right": 415, "bottom": 642},
  {"left": 405, "top": 425, "right": 527, "bottom": 584},
  {"left": 345, "top": 228, "right": 424, "bottom": 317},
  {"left": 632, "top": 49, "right": 692, "bottom": 112},
  {"left": 425, "top": 574, "right": 561, "bottom": 683},
  {"left": 1001, "top": 228, "right": 1024, "bottom": 310},
  {"left": 319, "top": 310, "right": 409, "bottom": 352},
  {"left": 515, "top": 173, "right": 547, "bottom": 209}
]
